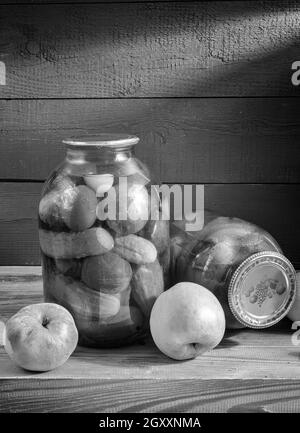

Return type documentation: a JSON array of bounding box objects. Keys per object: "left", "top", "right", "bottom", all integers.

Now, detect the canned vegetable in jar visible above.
[
  {"left": 39, "top": 134, "right": 170, "bottom": 347},
  {"left": 172, "top": 216, "right": 296, "bottom": 329}
]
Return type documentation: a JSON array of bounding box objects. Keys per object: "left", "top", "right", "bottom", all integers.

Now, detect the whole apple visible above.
[
  {"left": 4, "top": 303, "right": 78, "bottom": 372},
  {"left": 150, "top": 282, "right": 225, "bottom": 360}
]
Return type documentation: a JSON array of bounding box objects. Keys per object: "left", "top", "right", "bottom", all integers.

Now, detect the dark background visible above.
[{"left": 0, "top": 0, "right": 299, "bottom": 266}]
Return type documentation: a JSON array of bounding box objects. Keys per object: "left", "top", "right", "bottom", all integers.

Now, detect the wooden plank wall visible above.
[{"left": 0, "top": 1, "right": 299, "bottom": 266}]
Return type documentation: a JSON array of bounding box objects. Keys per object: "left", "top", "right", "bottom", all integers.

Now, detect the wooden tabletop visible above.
[{"left": 0, "top": 267, "right": 300, "bottom": 413}]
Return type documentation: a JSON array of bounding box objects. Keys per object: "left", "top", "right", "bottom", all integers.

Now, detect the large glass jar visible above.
[
  {"left": 38, "top": 134, "right": 170, "bottom": 347},
  {"left": 171, "top": 216, "right": 296, "bottom": 329}
]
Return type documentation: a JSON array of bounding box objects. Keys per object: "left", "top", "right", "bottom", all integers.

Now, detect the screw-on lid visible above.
[
  {"left": 228, "top": 251, "right": 296, "bottom": 328},
  {"left": 63, "top": 133, "right": 139, "bottom": 148}
]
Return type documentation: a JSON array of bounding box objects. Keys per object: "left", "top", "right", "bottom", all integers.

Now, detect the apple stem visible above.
[{"left": 42, "top": 317, "right": 49, "bottom": 328}]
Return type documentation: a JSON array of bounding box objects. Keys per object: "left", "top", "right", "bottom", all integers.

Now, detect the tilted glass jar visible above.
[
  {"left": 38, "top": 134, "right": 170, "bottom": 347},
  {"left": 171, "top": 215, "right": 296, "bottom": 329}
]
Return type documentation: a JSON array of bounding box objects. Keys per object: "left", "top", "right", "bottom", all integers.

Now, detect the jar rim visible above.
[{"left": 63, "top": 133, "right": 139, "bottom": 148}]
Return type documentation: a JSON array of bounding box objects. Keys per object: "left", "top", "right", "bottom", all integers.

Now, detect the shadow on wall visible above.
[{"left": 0, "top": 1, "right": 300, "bottom": 97}]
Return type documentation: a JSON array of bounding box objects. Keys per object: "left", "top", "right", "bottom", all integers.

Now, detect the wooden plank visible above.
[
  {"left": 0, "top": 1, "right": 300, "bottom": 97},
  {"left": 1, "top": 0, "right": 168, "bottom": 3},
  {"left": 1, "top": 334, "right": 299, "bottom": 380},
  {"left": 0, "top": 266, "right": 41, "bottom": 276},
  {"left": 2, "top": 0, "right": 168, "bottom": 3},
  {"left": 0, "top": 183, "right": 41, "bottom": 265},
  {"left": 0, "top": 267, "right": 298, "bottom": 412},
  {"left": 1, "top": 379, "right": 300, "bottom": 413},
  {"left": 0, "top": 0, "right": 164, "bottom": 5},
  {"left": 0, "top": 267, "right": 43, "bottom": 321},
  {"left": 0, "top": 267, "right": 297, "bottom": 383},
  {"left": 2, "top": 98, "right": 300, "bottom": 183},
  {"left": 0, "top": 183, "right": 299, "bottom": 266}
]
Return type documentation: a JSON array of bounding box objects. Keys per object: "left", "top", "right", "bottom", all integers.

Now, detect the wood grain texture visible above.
[
  {"left": 1, "top": 379, "right": 300, "bottom": 413},
  {"left": 1, "top": 329, "right": 298, "bottom": 380},
  {"left": 0, "top": 267, "right": 299, "bottom": 413},
  {"left": 0, "top": 267, "right": 297, "bottom": 381},
  {"left": 0, "top": 1, "right": 299, "bottom": 97},
  {"left": 2, "top": 98, "right": 300, "bottom": 183},
  {"left": 3, "top": 0, "right": 161, "bottom": 3},
  {"left": 2, "top": 0, "right": 169, "bottom": 3},
  {"left": 0, "top": 182, "right": 299, "bottom": 266},
  {"left": 0, "top": 268, "right": 42, "bottom": 322},
  {"left": 0, "top": 183, "right": 40, "bottom": 265},
  {"left": 1, "top": 0, "right": 170, "bottom": 3}
]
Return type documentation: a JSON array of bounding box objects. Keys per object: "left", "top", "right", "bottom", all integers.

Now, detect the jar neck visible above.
[{"left": 65, "top": 145, "right": 135, "bottom": 165}]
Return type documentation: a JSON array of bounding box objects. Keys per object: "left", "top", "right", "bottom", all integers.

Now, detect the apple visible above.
[
  {"left": 4, "top": 303, "right": 78, "bottom": 372},
  {"left": 150, "top": 282, "right": 225, "bottom": 360}
]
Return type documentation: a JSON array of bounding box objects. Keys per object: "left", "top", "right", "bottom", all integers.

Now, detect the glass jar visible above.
[
  {"left": 38, "top": 134, "right": 170, "bottom": 347},
  {"left": 171, "top": 215, "right": 296, "bottom": 329}
]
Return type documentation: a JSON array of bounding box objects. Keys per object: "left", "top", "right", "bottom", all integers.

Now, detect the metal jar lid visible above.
[
  {"left": 228, "top": 251, "right": 296, "bottom": 329},
  {"left": 63, "top": 133, "right": 139, "bottom": 148}
]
